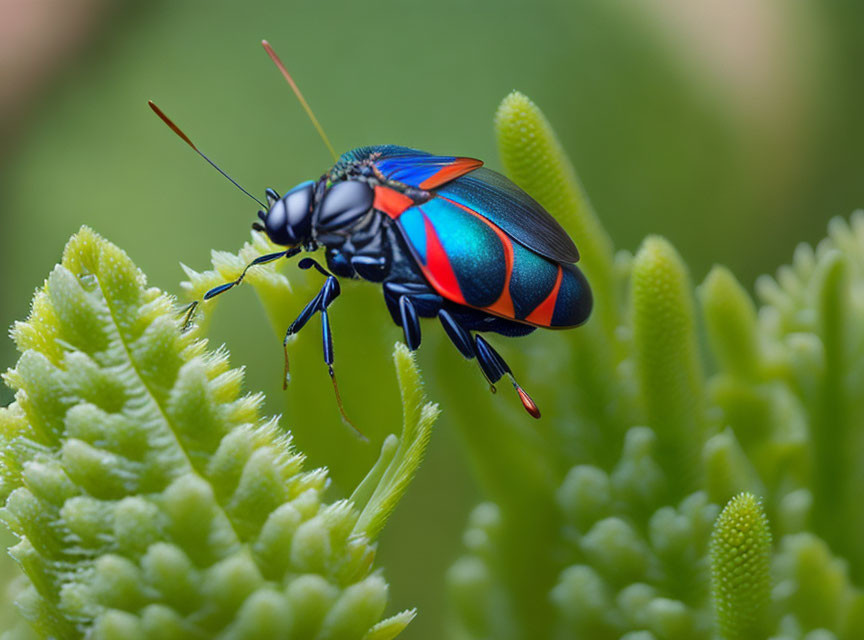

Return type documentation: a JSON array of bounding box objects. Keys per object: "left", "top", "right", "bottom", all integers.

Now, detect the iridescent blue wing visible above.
[
  {"left": 375, "top": 152, "right": 483, "bottom": 190},
  {"left": 337, "top": 146, "right": 580, "bottom": 264},
  {"left": 336, "top": 145, "right": 483, "bottom": 189},
  {"left": 435, "top": 167, "right": 580, "bottom": 264}
]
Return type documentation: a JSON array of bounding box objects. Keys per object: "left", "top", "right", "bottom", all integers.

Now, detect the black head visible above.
[
  {"left": 257, "top": 179, "right": 375, "bottom": 246},
  {"left": 258, "top": 180, "right": 316, "bottom": 246}
]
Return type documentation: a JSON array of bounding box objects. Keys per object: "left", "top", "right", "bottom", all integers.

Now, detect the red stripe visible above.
[
  {"left": 439, "top": 196, "right": 515, "bottom": 318},
  {"left": 419, "top": 157, "right": 483, "bottom": 189},
  {"left": 525, "top": 265, "right": 562, "bottom": 327},
  {"left": 421, "top": 210, "right": 466, "bottom": 305},
  {"left": 486, "top": 234, "right": 515, "bottom": 318},
  {"left": 374, "top": 185, "right": 414, "bottom": 219}
]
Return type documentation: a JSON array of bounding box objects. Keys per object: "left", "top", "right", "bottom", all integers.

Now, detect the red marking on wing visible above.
[
  {"left": 419, "top": 157, "right": 483, "bottom": 189},
  {"left": 422, "top": 210, "right": 466, "bottom": 305},
  {"left": 525, "top": 264, "right": 563, "bottom": 327},
  {"left": 439, "top": 196, "right": 515, "bottom": 318},
  {"left": 486, "top": 233, "right": 515, "bottom": 318},
  {"left": 374, "top": 185, "right": 415, "bottom": 219}
]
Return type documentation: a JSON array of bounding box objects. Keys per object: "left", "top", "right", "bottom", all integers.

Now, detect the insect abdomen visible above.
[{"left": 396, "top": 196, "right": 592, "bottom": 328}]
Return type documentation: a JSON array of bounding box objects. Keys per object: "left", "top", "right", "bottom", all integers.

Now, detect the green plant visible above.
[
  {"left": 445, "top": 92, "right": 864, "bottom": 640},
  {"left": 3, "top": 90, "right": 864, "bottom": 640},
  {"left": 0, "top": 228, "right": 437, "bottom": 638}
]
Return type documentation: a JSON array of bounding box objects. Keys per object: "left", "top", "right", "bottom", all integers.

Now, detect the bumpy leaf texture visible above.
[
  {"left": 447, "top": 92, "right": 864, "bottom": 640},
  {"left": 0, "top": 227, "right": 437, "bottom": 639}
]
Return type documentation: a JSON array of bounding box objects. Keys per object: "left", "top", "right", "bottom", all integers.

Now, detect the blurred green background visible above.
[{"left": 1, "top": 1, "right": 863, "bottom": 638}]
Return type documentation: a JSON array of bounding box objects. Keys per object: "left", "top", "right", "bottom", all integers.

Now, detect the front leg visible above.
[
  {"left": 181, "top": 246, "right": 301, "bottom": 328},
  {"left": 282, "top": 259, "right": 365, "bottom": 439}
]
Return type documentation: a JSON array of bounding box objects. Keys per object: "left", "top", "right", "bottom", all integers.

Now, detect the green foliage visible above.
[
  {"left": 0, "top": 228, "right": 436, "bottom": 638},
  {"left": 447, "top": 92, "right": 864, "bottom": 639},
  {"left": 710, "top": 493, "right": 772, "bottom": 640},
  {"left": 3, "top": 87, "right": 864, "bottom": 640}
]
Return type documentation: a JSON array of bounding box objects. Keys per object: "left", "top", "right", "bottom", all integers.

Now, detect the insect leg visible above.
[
  {"left": 320, "top": 307, "right": 365, "bottom": 440},
  {"left": 437, "top": 309, "right": 475, "bottom": 359},
  {"left": 281, "top": 274, "right": 363, "bottom": 438},
  {"left": 282, "top": 276, "right": 339, "bottom": 386},
  {"left": 474, "top": 335, "right": 541, "bottom": 419},
  {"left": 203, "top": 249, "right": 296, "bottom": 300},
  {"left": 383, "top": 282, "right": 430, "bottom": 323},
  {"left": 182, "top": 246, "right": 301, "bottom": 330},
  {"left": 398, "top": 296, "right": 422, "bottom": 351}
]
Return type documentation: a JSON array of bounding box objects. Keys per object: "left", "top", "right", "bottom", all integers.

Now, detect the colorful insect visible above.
[{"left": 150, "top": 41, "right": 591, "bottom": 429}]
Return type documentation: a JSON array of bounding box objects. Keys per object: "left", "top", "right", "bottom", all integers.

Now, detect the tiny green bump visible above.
[
  {"left": 60, "top": 496, "right": 113, "bottom": 548},
  {"left": 227, "top": 447, "right": 289, "bottom": 537},
  {"left": 610, "top": 426, "right": 666, "bottom": 512},
  {"left": 60, "top": 439, "right": 134, "bottom": 499},
  {"left": 617, "top": 583, "right": 658, "bottom": 629},
  {"left": 20, "top": 459, "right": 76, "bottom": 507},
  {"left": 139, "top": 604, "right": 192, "bottom": 640},
  {"left": 645, "top": 597, "right": 694, "bottom": 640},
  {"left": 557, "top": 465, "right": 611, "bottom": 531},
  {"left": 140, "top": 543, "right": 200, "bottom": 612},
  {"left": 291, "top": 515, "right": 332, "bottom": 574},
  {"left": 284, "top": 574, "right": 339, "bottom": 638},
  {"left": 253, "top": 502, "right": 303, "bottom": 578},
  {"left": 710, "top": 493, "right": 772, "bottom": 640},
  {"left": 201, "top": 553, "right": 265, "bottom": 616},
  {"left": 581, "top": 517, "right": 650, "bottom": 580},
  {"left": 45, "top": 265, "right": 110, "bottom": 355},
  {"left": 648, "top": 506, "right": 690, "bottom": 558},
  {"left": 550, "top": 565, "right": 612, "bottom": 626},
  {"left": 226, "top": 588, "right": 292, "bottom": 639},
  {"left": 319, "top": 575, "right": 389, "bottom": 640},
  {"left": 291, "top": 487, "right": 323, "bottom": 519},
  {"left": 113, "top": 497, "right": 165, "bottom": 556},
  {"left": 89, "top": 610, "right": 146, "bottom": 640},
  {"left": 89, "top": 554, "right": 147, "bottom": 611}
]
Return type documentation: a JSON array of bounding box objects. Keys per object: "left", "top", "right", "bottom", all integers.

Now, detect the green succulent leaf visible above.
[
  {"left": 448, "top": 92, "right": 864, "bottom": 640},
  {"left": 710, "top": 492, "right": 772, "bottom": 640},
  {"left": 0, "top": 227, "right": 434, "bottom": 639},
  {"left": 630, "top": 236, "right": 705, "bottom": 495},
  {"left": 495, "top": 90, "right": 617, "bottom": 337},
  {"left": 351, "top": 344, "right": 439, "bottom": 541}
]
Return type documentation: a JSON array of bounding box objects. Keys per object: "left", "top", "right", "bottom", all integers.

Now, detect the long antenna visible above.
[
  {"left": 148, "top": 100, "right": 267, "bottom": 208},
  {"left": 261, "top": 40, "right": 339, "bottom": 163}
]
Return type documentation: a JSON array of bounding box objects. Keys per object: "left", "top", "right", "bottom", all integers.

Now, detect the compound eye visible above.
[
  {"left": 283, "top": 180, "right": 315, "bottom": 229},
  {"left": 317, "top": 181, "right": 374, "bottom": 231},
  {"left": 264, "top": 181, "right": 315, "bottom": 245},
  {"left": 264, "top": 198, "right": 295, "bottom": 245}
]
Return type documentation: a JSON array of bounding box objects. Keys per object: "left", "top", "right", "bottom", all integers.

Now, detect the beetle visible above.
[{"left": 149, "top": 43, "right": 591, "bottom": 425}]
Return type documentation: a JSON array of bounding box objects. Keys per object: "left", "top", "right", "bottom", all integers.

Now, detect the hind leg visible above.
[{"left": 436, "top": 305, "right": 541, "bottom": 419}]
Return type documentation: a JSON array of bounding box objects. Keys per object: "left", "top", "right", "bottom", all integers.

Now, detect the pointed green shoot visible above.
[
  {"left": 352, "top": 344, "right": 439, "bottom": 541},
  {"left": 710, "top": 493, "right": 772, "bottom": 640}
]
